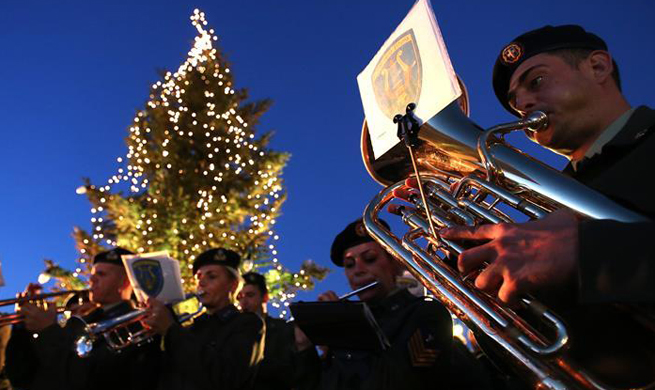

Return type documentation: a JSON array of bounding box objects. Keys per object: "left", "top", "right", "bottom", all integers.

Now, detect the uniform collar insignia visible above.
[
  {"left": 217, "top": 304, "right": 239, "bottom": 321},
  {"left": 635, "top": 128, "right": 650, "bottom": 140}
]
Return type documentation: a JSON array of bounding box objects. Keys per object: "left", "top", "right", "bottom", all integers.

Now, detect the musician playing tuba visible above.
[
  {"left": 437, "top": 25, "right": 655, "bottom": 386},
  {"left": 5, "top": 247, "right": 161, "bottom": 390},
  {"left": 142, "top": 248, "right": 265, "bottom": 390}
]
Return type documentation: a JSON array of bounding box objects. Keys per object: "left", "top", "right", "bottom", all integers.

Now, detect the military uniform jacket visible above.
[
  {"left": 159, "top": 304, "right": 265, "bottom": 390},
  {"left": 556, "top": 106, "right": 655, "bottom": 387},
  {"left": 0, "top": 325, "right": 10, "bottom": 390},
  {"left": 562, "top": 106, "right": 655, "bottom": 304},
  {"left": 252, "top": 315, "right": 297, "bottom": 390},
  {"left": 6, "top": 321, "right": 56, "bottom": 390},
  {"left": 309, "top": 289, "right": 453, "bottom": 390},
  {"left": 6, "top": 300, "right": 160, "bottom": 390}
]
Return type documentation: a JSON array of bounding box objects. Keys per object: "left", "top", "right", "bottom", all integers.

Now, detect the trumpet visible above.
[
  {"left": 0, "top": 289, "right": 90, "bottom": 326},
  {"left": 71, "top": 294, "right": 203, "bottom": 358},
  {"left": 361, "top": 100, "right": 653, "bottom": 389}
]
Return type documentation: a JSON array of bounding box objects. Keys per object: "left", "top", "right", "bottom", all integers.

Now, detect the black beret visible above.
[
  {"left": 93, "top": 247, "right": 134, "bottom": 266},
  {"left": 330, "top": 218, "right": 390, "bottom": 267},
  {"left": 192, "top": 248, "right": 241, "bottom": 274},
  {"left": 493, "top": 25, "right": 608, "bottom": 116},
  {"left": 242, "top": 272, "right": 267, "bottom": 295}
]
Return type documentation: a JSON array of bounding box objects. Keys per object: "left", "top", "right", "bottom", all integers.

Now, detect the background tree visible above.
[{"left": 62, "top": 9, "right": 327, "bottom": 316}]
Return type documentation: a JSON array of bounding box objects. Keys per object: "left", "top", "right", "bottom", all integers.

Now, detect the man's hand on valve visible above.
[
  {"left": 17, "top": 283, "right": 57, "bottom": 333},
  {"left": 20, "top": 303, "right": 57, "bottom": 333},
  {"left": 393, "top": 178, "right": 580, "bottom": 305}
]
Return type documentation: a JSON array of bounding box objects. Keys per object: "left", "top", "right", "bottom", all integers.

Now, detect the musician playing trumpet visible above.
[
  {"left": 143, "top": 247, "right": 265, "bottom": 390},
  {"left": 5, "top": 247, "right": 161, "bottom": 390}
]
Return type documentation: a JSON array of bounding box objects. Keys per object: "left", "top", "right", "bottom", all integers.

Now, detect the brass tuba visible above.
[{"left": 360, "top": 94, "right": 653, "bottom": 389}]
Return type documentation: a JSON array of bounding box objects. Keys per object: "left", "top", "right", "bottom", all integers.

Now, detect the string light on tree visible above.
[{"left": 67, "top": 9, "right": 327, "bottom": 316}]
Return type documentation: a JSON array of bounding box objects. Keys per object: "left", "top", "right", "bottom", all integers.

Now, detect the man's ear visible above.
[
  {"left": 118, "top": 271, "right": 133, "bottom": 299},
  {"left": 263, "top": 292, "right": 269, "bottom": 304},
  {"left": 120, "top": 271, "right": 132, "bottom": 290},
  {"left": 229, "top": 276, "right": 242, "bottom": 298},
  {"left": 587, "top": 50, "right": 613, "bottom": 84}
]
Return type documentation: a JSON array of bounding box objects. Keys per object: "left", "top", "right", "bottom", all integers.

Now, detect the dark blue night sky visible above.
[{"left": 1, "top": 1, "right": 653, "bottom": 302}]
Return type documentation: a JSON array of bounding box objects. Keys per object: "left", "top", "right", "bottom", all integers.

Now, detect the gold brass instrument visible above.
[
  {"left": 0, "top": 289, "right": 90, "bottom": 326},
  {"left": 360, "top": 99, "right": 652, "bottom": 389},
  {"left": 71, "top": 294, "right": 203, "bottom": 358}
]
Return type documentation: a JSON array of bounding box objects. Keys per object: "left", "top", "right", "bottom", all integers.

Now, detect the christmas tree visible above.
[{"left": 67, "top": 9, "right": 327, "bottom": 316}]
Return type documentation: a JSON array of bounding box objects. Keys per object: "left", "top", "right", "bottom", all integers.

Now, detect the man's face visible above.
[
  {"left": 237, "top": 284, "right": 266, "bottom": 315},
  {"left": 343, "top": 241, "right": 401, "bottom": 302},
  {"left": 195, "top": 265, "right": 237, "bottom": 311},
  {"left": 507, "top": 52, "right": 600, "bottom": 155},
  {"left": 89, "top": 263, "right": 128, "bottom": 305}
]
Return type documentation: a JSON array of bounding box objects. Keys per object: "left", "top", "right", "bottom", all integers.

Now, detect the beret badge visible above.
[
  {"left": 501, "top": 42, "right": 523, "bottom": 65},
  {"left": 355, "top": 222, "right": 367, "bottom": 238},
  {"left": 331, "top": 218, "right": 389, "bottom": 266},
  {"left": 107, "top": 251, "right": 119, "bottom": 261},
  {"left": 214, "top": 249, "right": 226, "bottom": 262}
]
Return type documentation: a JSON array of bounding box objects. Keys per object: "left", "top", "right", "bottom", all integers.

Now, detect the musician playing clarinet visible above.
[
  {"left": 297, "top": 218, "right": 457, "bottom": 390},
  {"left": 143, "top": 248, "right": 265, "bottom": 390},
  {"left": 439, "top": 25, "right": 655, "bottom": 386}
]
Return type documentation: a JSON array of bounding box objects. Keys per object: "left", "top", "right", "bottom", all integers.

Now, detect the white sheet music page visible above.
[
  {"left": 122, "top": 251, "right": 185, "bottom": 304},
  {"left": 357, "top": 0, "right": 461, "bottom": 159}
]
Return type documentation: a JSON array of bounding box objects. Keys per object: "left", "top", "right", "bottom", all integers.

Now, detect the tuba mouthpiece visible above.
[{"left": 523, "top": 111, "right": 548, "bottom": 132}]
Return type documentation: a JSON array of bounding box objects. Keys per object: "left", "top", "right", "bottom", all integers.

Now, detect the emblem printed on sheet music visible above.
[
  {"left": 371, "top": 29, "right": 423, "bottom": 120},
  {"left": 132, "top": 259, "right": 164, "bottom": 297}
]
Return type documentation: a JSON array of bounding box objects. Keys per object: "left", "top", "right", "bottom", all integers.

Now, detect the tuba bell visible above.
[{"left": 360, "top": 86, "right": 654, "bottom": 389}]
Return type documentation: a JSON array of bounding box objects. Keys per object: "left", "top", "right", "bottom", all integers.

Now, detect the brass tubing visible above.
[
  {"left": 363, "top": 183, "right": 570, "bottom": 389},
  {"left": 0, "top": 289, "right": 89, "bottom": 307}
]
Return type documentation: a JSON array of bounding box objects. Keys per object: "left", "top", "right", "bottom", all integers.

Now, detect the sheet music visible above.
[
  {"left": 357, "top": 0, "right": 461, "bottom": 159},
  {"left": 122, "top": 251, "right": 185, "bottom": 304}
]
